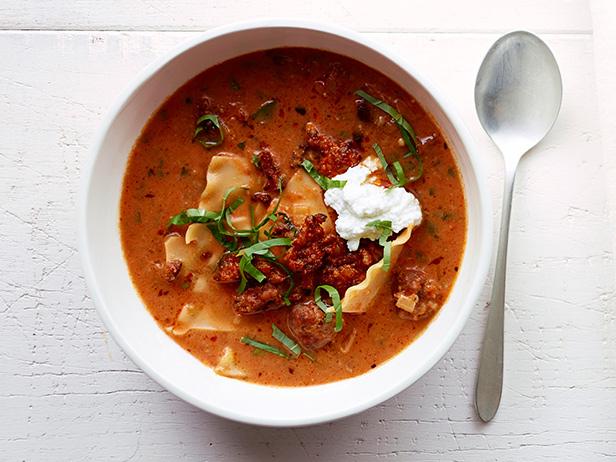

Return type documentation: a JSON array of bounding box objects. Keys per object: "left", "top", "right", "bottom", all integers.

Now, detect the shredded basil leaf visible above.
[
  {"left": 373, "top": 144, "right": 408, "bottom": 188},
  {"left": 251, "top": 99, "right": 277, "bottom": 122},
  {"left": 168, "top": 183, "right": 284, "bottom": 251},
  {"left": 239, "top": 238, "right": 292, "bottom": 257},
  {"left": 271, "top": 324, "right": 301, "bottom": 357},
  {"left": 168, "top": 208, "right": 219, "bottom": 226},
  {"left": 367, "top": 220, "right": 393, "bottom": 271},
  {"left": 355, "top": 90, "right": 423, "bottom": 181},
  {"left": 240, "top": 336, "right": 289, "bottom": 358},
  {"left": 354, "top": 90, "right": 418, "bottom": 154},
  {"left": 302, "top": 351, "right": 316, "bottom": 362},
  {"left": 237, "top": 238, "right": 292, "bottom": 293},
  {"left": 374, "top": 144, "right": 409, "bottom": 188},
  {"left": 300, "top": 159, "right": 347, "bottom": 190},
  {"left": 314, "top": 285, "right": 343, "bottom": 332},
  {"left": 169, "top": 185, "right": 294, "bottom": 293},
  {"left": 193, "top": 114, "right": 224, "bottom": 149},
  {"left": 269, "top": 260, "right": 294, "bottom": 305}
]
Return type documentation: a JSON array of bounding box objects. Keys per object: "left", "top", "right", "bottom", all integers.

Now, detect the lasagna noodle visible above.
[
  {"left": 199, "top": 153, "right": 266, "bottom": 230},
  {"left": 171, "top": 287, "right": 237, "bottom": 335},
  {"left": 166, "top": 153, "right": 266, "bottom": 334},
  {"left": 266, "top": 169, "right": 333, "bottom": 233},
  {"left": 341, "top": 225, "right": 414, "bottom": 313}
]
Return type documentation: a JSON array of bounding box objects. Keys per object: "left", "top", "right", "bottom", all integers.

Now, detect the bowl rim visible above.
[{"left": 79, "top": 17, "right": 492, "bottom": 426}]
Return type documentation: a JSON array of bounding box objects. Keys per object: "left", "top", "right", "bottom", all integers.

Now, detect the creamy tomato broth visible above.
[{"left": 120, "top": 48, "right": 466, "bottom": 386}]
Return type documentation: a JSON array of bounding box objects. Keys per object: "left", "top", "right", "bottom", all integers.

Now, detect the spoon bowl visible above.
[
  {"left": 475, "top": 31, "right": 563, "bottom": 160},
  {"left": 474, "top": 31, "right": 562, "bottom": 422}
]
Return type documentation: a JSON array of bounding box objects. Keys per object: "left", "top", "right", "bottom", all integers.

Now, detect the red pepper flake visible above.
[
  {"left": 144, "top": 193, "right": 155, "bottom": 198},
  {"left": 210, "top": 336, "right": 217, "bottom": 342},
  {"left": 430, "top": 256, "right": 444, "bottom": 266}
]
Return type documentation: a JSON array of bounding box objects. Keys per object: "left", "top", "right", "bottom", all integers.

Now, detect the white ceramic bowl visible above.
[{"left": 80, "top": 19, "right": 492, "bottom": 427}]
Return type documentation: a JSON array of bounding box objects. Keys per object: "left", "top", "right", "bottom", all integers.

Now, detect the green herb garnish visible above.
[
  {"left": 302, "top": 351, "right": 316, "bottom": 362},
  {"left": 229, "top": 77, "right": 241, "bottom": 91},
  {"left": 401, "top": 150, "right": 423, "bottom": 182},
  {"left": 251, "top": 99, "right": 277, "bottom": 122},
  {"left": 168, "top": 208, "right": 220, "bottom": 226},
  {"left": 355, "top": 90, "right": 423, "bottom": 181},
  {"left": 237, "top": 141, "right": 246, "bottom": 151},
  {"left": 251, "top": 152, "right": 260, "bottom": 168},
  {"left": 270, "top": 259, "right": 294, "bottom": 305},
  {"left": 237, "top": 238, "right": 292, "bottom": 293},
  {"left": 440, "top": 211, "right": 454, "bottom": 221},
  {"left": 169, "top": 184, "right": 293, "bottom": 291},
  {"left": 314, "top": 285, "right": 343, "bottom": 332},
  {"left": 168, "top": 183, "right": 281, "bottom": 251},
  {"left": 300, "top": 159, "right": 347, "bottom": 190},
  {"left": 373, "top": 144, "right": 407, "bottom": 188},
  {"left": 168, "top": 187, "right": 246, "bottom": 251},
  {"left": 426, "top": 220, "right": 439, "bottom": 239},
  {"left": 194, "top": 114, "right": 224, "bottom": 149},
  {"left": 367, "top": 220, "right": 393, "bottom": 271},
  {"left": 241, "top": 336, "right": 289, "bottom": 358},
  {"left": 272, "top": 324, "right": 301, "bottom": 358},
  {"left": 354, "top": 90, "right": 418, "bottom": 154}
]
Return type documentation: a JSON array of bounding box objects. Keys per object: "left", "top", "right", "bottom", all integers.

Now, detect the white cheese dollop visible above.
[{"left": 323, "top": 157, "right": 422, "bottom": 251}]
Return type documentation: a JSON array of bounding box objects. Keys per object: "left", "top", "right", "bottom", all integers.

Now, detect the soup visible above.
[{"left": 119, "top": 48, "right": 466, "bottom": 386}]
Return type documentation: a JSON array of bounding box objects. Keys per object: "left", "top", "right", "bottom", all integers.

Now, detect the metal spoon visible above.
[{"left": 474, "top": 31, "right": 562, "bottom": 422}]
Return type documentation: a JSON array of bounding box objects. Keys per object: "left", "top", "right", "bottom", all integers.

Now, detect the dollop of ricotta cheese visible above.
[{"left": 323, "top": 157, "right": 422, "bottom": 251}]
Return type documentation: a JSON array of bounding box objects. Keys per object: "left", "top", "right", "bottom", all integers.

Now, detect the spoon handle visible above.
[{"left": 475, "top": 162, "right": 517, "bottom": 422}]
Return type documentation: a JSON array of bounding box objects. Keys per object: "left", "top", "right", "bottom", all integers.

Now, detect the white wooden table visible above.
[{"left": 2, "top": 1, "right": 615, "bottom": 460}]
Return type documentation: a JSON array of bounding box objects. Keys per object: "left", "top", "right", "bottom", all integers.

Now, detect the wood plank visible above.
[
  {"left": 1, "top": 30, "right": 614, "bottom": 460},
  {"left": 0, "top": 0, "right": 592, "bottom": 33}
]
